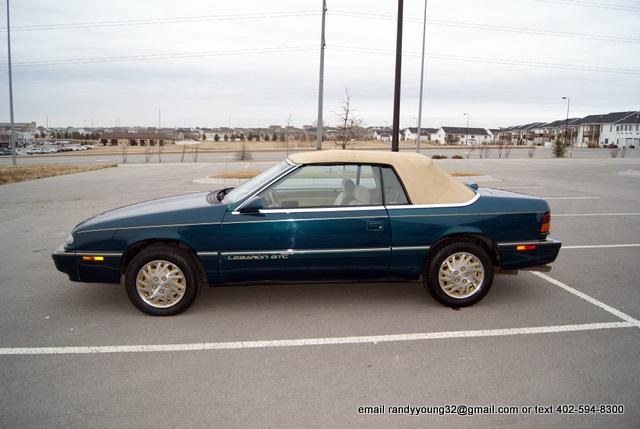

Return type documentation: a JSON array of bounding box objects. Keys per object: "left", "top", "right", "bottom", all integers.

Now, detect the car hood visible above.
[{"left": 75, "top": 191, "right": 228, "bottom": 232}]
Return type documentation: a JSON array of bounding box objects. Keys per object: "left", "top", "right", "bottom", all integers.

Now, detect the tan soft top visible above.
[{"left": 288, "top": 150, "right": 475, "bottom": 205}]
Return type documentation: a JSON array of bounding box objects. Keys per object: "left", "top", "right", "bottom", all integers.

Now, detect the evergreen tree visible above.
[{"left": 553, "top": 138, "right": 566, "bottom": 158}]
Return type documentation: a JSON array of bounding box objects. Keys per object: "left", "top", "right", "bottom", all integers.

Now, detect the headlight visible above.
[{"left": 64, "top": 234, "right": 74, "bottom": 246}]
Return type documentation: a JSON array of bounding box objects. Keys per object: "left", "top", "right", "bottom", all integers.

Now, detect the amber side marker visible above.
[
  {"left": 516, "top": 245, "right": 537, "bottom": 251},
  {"left": 82, "top": 256, "right": 104, "bottom": 261}
]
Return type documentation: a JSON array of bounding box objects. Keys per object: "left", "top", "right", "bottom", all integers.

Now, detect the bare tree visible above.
[
  {"left": 286, "top": 112, "right": 293, "bottom": 155},
  {"left": 527, "top": 144, "right": 536, "bottom": 158},
  {"left": 504, "top": 143, "right": 512, "bottom": 158},
  {"left": 192, "top": 143, "right": 199, "bottom": 162},
  {"left": 465, "top": 144, "right": 477, "bottom": 159},
  {"left": 157, "top": 141, "right": 164, "bottom": 163},
  {"left": 144, "top": 143, "right": 152, "bottom": 163},
  {"left": 121, "top": 141, "right": 128, "bottom": 163},
  {"left": 234, "top": 141, "right": 253, "bottom": 161},
  {"left": 180, "top": 143, "right": 187, "bottom": 162},
  {"left": 335, "top": 88, "right": 362, "bottom": 150},
  {"left": 497, "top": 139, "right": 505, "bottom": 158}
]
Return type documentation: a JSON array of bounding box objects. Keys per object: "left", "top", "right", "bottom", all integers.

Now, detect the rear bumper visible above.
[
  {"left": 497, "top": 238, "right": 561, "bottom": 270},
  {"left": 51, "top": 244, "right": 122, "bottom": 283}
]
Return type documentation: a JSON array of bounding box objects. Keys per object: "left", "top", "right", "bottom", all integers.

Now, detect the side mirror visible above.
[
  {"left": 466, "top": 182, "right": 478, "bottom": 191},
  {"left": 238, "top": 195, "right": 264, "bottom": 214}
]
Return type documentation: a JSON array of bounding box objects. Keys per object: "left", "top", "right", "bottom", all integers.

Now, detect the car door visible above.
[{"left": 219, "top": 163, "right": 391, "bottom": 283}]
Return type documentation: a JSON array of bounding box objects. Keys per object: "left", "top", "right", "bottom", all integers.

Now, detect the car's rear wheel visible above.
[
  {"left": 424, "top": 241, "right": 493, "bottom": 307},
  {"left": 125, "top": 244, "right": 200, "bottom": 316}
]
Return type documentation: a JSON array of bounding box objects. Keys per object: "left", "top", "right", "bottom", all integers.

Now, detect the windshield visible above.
[{"left": 223, "top": 160, "right": 294, "bottom": 204}]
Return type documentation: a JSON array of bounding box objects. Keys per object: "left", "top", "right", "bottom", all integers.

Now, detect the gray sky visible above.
[{"left": 1, "top": 0, "right": 639, "bottom": 129}]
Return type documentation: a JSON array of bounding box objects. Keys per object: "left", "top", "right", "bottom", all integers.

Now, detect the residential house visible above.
[
  {"left": 403, "top": 127, "right": 437, "bottom": 141},
  {"left": 433, "top": 127, "right": 490, "bottom": 145},
  {"left": 576, "top": 111, "right": 640, "bottom": 147},
  {"left": 541, "top": 118, "right": 581, "bottom": 146}
]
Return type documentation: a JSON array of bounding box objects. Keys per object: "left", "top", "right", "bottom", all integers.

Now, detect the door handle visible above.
[{"left": 367, "top": 221, "right": 384, "bottom": 231}]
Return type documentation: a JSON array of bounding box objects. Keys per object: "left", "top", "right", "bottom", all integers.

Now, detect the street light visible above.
[
  {"left": 5, "top": 0, "right": 17, "bottom": 165},
  {"left": 463, "top": 113, "right": 470, "bottom": 146},
  {"left": 562, "top": 96, "right": 571, "bottom": 156},
  {"left": 391, "top": 0, "right": 404, "bottom": 152},
  {"left": 416, "top": 0, "right": 428, "bottom": 154}
]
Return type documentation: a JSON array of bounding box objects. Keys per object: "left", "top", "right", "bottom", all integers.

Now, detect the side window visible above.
[
  {"left": 381, "top": 167, "right": 409, "bottom": 205},
  {"left": 259, "top": 164, "right": 383, "bottom": 208}
]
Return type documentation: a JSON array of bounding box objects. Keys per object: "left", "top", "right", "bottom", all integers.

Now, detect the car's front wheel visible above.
[
  {"left": 125, "top": 244, "right": 201, "bottom": 316},
  {"left": 424, "top": 241, "right": 494, "bottom": 307}
]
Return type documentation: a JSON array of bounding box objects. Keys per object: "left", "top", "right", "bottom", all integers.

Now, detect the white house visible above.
[
  {"left": 576, "top": 111, "right": 640, "bottom": 148},
  {"left": 373, "top": 128, "right": 401, "bottom": 142},
  {"left": 403, "top": 127, "right": 437, "bottom": 141},
  {"left": 434, "top": 127, "right": 491, "bottom": 145}
]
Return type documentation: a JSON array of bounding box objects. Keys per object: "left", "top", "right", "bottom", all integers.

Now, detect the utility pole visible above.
[
  {"left": 6, "top": 0, "right": 16, "bottom": 165},
  {"left": 416, "top": 0, "right": 428, "bottom": 154},
  {"left": 562, "top": 96, "right": 571, "bottom": 156},
  {"left": 391, "top": 0, "right": 404, "bottom": 152},
  {"left": 464, "top": 113, "right": 470, "bottom": 146},
  {"left": 316, "top": 0, "right": 327, "bottom": 150}
]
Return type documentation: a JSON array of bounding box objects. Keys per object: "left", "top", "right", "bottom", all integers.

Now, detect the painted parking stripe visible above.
[
  {"left": 0, "top": 322, "right": 634, "bottom": 356},
  {"left": 499, "top": 186, "right": 545, "bottom": 190},
  {"left": 563, "top": 244, "right": 640, "bottom": 249},
  {"left": 530, "top": 271, "right": 640, "bottom": 327},
  {"left": 542, "top": 196, "right": 600, "bottom": 200},
  {"left": 554, "top": 212, "right": 640, "bottom": 217}
]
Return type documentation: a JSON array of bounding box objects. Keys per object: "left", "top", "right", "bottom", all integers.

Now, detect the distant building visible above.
[
  {"left": 372, "top": 128, "right": 401, "bottom": 142},
  {"left": 434, "top": 127, "right": 490, "bottom": 145},
  {"left": 0, "top": 122, "right": 38, "bottom": 147},
  {"left": 403, "top": 127, "right": 437, "bottom": 141},
  {"left": 0, "top": 122, "right": 37, "bottom": 132},
  {"left": 99, "top": 132, "right": 174, "bottom": 146},
  {"left": 577, "top": 111, "right": 640, "bottom": 148},
  {"left": 495, "top": 110, "right": 640, "bottom": 148}
]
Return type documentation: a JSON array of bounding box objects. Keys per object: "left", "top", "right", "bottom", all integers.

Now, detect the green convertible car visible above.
[{"left": 53, "top": 150, "right": 561, "bottom": 316}]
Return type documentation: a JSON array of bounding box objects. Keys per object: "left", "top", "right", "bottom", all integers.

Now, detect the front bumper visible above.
[
  {"left": 51, "top": 243, "right": 123, "bottom": 283},
  {"left": 497, "top": 238, "right": 561, "bottom": 270}
]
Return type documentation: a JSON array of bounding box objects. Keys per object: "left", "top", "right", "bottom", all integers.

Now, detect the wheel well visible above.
[
  {"left": 121, "top": 239, "right": 207, "bottom": 283},
  {"left": 428, "top": 234, "right": 500, "bottom": 266}
]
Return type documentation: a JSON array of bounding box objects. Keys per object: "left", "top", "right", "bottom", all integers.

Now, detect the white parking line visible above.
[
  {"left": 0, "top": 322, "right": 634, "bottom": 356},
  {"left": 530, "top": 271, "right": 640, "bottom": 327},
  {"left": 499, "top": 186, "right": 545, "bottom": 190},
  {"left": 543, "top": 196, "right": 600, "bottom": 200},
  {"left": 563, "top": 244, "right": 640, "bottom": 249},
  {"left": 554, "top": 212, "right": 640, "bottom": 217}
]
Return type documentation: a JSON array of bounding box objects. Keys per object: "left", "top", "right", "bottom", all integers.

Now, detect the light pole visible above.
[
  {"left": 315, "top": 0, "right": 327, "bottom": 150},
  {"left": 5, "top": 0, "right": 17, "bottom": 165},
  {"left": 391, "top": 0, "right": 404, "bottom": 152},
  {"left": 562, "top": 96, "right": 571, "bottom": 156},
  {"left": 416, "top": 0, "right": 428, "bottom": 154},
  {"left": 464, "top": 113, "right": 470, "bottom": 146}
]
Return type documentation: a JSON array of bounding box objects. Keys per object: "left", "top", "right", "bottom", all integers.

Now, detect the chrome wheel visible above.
[
  {"left": 136, "top": 260, "right": 187, "bottom": 308},
  {"left": 438, "top": 251, "right": 485, "bottom": 299}
]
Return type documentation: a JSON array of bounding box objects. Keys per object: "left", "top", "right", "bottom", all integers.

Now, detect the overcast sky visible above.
[{"left": 0, "top": 0, "right": 639, "bottom": 129}]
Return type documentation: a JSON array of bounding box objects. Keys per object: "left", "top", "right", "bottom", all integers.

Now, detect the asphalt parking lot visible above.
[{"left": 1, "top": 157, "right": 639, "bottom": 428}]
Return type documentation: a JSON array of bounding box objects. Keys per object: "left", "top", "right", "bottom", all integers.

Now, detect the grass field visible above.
[
  {"left": 26, "top": 140, "right": 487, "bottom": 157},
  {"left": 0, "top": 164, "right": 116, "bottom": 185}
]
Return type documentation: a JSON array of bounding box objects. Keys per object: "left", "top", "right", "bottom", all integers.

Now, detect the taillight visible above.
[{"left": 541, "top": 212, "right": 551, "bottom": 234}]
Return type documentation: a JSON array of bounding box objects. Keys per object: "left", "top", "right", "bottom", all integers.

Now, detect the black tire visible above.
[
  {"left": 125, "top": 244, "right": 201, "bottom": 316},
  {"left": 424, "top": 241, "right": 494, "bottom": 307}
]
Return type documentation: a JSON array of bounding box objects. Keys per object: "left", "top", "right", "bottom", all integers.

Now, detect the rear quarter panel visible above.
[{"left": 387, "top": 189, "right": 549, "bottom": 278}]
